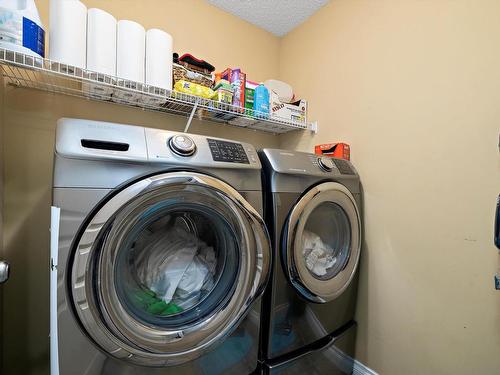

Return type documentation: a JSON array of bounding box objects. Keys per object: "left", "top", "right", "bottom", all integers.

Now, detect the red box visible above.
[{"left": 315, "top": 143, "right": 350, "bottom": 160}]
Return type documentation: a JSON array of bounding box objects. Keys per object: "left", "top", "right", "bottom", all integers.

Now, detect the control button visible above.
[
  {"left": 168, "top": 135, "right": 196, "bottom": 156},
  {"left": 318, "top": 156, "right": 335, "bottom": 172},
  {"left": 207, "top": 138, "right": 249, "bottom": 164}
]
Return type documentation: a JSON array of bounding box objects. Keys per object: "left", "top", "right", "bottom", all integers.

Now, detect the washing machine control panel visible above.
[
  {"left": 144, "top": 128, "right": 260, "bottom": 168},
  {"left": 207, "top": 138, "right": 249, "bottom": 164}
]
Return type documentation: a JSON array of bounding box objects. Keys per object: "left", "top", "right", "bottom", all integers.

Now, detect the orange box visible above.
[{"left": 315, "top": 143, "right": 350, "bottom": 160}]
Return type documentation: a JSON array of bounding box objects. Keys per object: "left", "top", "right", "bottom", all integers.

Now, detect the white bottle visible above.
[{"left": 0, "top": 0, "right": 45, "bottom": 57}]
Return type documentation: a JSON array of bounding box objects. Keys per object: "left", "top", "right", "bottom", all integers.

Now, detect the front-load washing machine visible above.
[
  {"left": 258, "top": 149, "right": 362, "bottom": 374},
  {"left": 49, "top": 118, "right": 271, "bottom": 374}
]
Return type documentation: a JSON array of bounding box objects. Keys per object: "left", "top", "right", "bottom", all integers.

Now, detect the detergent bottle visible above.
[
  {"left": 0, "top": 0, "right": 45, "bottom": 57},
  {"left": 253, "top": 83, "right": 270, "bottom": 118}
]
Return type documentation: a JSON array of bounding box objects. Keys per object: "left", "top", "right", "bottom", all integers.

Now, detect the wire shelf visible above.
[{"left": 0, "top": 48, "right": 311, "bottom": 134}]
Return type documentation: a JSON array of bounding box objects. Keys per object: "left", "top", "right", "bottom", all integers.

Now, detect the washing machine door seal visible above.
[
  {"left": 283, "top": 182, "right": 361, "bottom": 303},
  {"left": 70, "top": 171, "right": 270, "bottom": 367}
]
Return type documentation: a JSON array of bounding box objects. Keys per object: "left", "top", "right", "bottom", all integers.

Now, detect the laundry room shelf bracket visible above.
[
  {"left": 310, "top": 121, "right": 319, "bottom": 134},
  {"left": 184, "top": 97, "right": 199, "bottom": 133},
  {"left": 0, "top": 48, "right": 313, "bottom": 135}
]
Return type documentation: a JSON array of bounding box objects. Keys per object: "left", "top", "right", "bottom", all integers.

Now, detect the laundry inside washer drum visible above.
[
  {"left": 302, "top": 230, "right": 338, "bottom": 277},
  {"left": 125, "top": 214, "right": 220, "bottom": 318}
]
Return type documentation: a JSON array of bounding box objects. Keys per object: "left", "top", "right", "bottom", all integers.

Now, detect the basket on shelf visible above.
[{"left": 173, "top": 62, "right": 213, "bottom": 88}]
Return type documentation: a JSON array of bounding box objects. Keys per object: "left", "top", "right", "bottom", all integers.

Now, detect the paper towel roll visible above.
[
  {"left": 49, "top": 0, "right": 87, "bottom": 71},
  {"left": 145, "top": 29, "right": 173, "bottom": 90},
  {"left": 138, "top": 28, "right": 173, "bottom": 105},
  {"left": 116, "top": 20, "right": 145, "bottom": 82},
  {"left": 87, "top": 8, "right": 116, "bottom": 75},
  {"left": 83, "top": 8, "right": 117, "bottom": 99},
  {"left": 113, "top": 19, "right": 145, "bottom": 103}
]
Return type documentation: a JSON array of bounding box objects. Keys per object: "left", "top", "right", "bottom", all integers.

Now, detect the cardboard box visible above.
[
  {"left": 270, "top": 90, "right": 307, "bottom": 123},
  {"left": 245, "top": 80, "right": 258, "bottom": 112},
  {"left": 315, "top": 143, "right": 350, "bottom": 160},
  {"left": 221, "top": 68, "right": 246, "bottom": 108}
]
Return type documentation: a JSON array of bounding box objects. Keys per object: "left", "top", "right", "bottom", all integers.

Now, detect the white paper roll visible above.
[
  {"left": 111, "top": 20, "right": 146, "bottom": 104},
  {"left": 113, "top": 20, "right": 145, "bottom": 103},
  {"left": 116, "top": 20, "right": 145, "bottom": 83},
  {"left": 87, "top": 8, "right": 116, "bottom": 75},
  {"left": 49, "top": 0, "right": 87, "bottom": 70},
  {"left": 145, "top": 29, "right": 173, "bottom": 90},
  {"left": 83, "top": 8, "right": 117, "bottom": 99},
  {"left": 137, "top": 28, "right": 173, "bottom": 105}
]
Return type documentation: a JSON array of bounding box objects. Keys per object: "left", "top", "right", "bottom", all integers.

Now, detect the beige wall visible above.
[
  {"left": 1, "top": 1, "right": 281, "bottom": 374},
  {"left": 279, "top": 0, "right": 500, "bottom": 374},
  {"left": 4, "top": 1, "right": 500, "bottom": 374}
]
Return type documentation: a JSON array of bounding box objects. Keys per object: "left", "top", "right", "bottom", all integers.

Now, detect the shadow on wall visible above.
[
  {"left": 278, "top": 129, "right": 316, "bottom": 154},
  {"left": 3, "top": 191, "right": 51, "bottom": 375}
]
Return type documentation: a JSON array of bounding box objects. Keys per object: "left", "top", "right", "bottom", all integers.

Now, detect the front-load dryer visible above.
[
  {"left": 50, "top": 118, "right": 270, "bottom": 374},
  {"left": 258, "top": 149, "right": 362, "bottom": 374}
]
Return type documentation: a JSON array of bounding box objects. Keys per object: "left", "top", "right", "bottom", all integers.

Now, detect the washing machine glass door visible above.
[
  {"left": 70, "top": 171, "right": 270, "bottom": 367},
  {"left": 283, "top": 182, "right": 361, "bottom": 303}
]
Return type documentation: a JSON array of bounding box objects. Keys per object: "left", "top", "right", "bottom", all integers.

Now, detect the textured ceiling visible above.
[{"left": 206, "top": 0, "right": 330, "bottom": 37}]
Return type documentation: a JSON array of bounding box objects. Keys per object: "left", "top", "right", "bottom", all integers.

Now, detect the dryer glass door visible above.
[
  {"left": 69, "top": 172, "right": 270, "bottom": 366},
  {"left": 284, "top": 182, "right": 361, "bottom": 303}
]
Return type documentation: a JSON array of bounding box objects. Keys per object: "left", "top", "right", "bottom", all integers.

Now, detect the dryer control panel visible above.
[
  {"left": 309, "top": 154, "right": 355, "bottom": 175},
  {"left": 262, "top": 149, "right": 358, "bottom": 178},
  {"left": 317, "top": 156, "right": 335, "bottom": 172},
  {"left": 260, "top": 148, "right": 360, "bottom": 194}
]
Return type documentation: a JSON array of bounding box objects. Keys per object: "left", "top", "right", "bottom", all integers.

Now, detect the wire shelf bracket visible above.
[
  {"left": 310, "top": 121, "right": 319, "bottom": 134},
  {"left": 184, "top": 97, "right": 199, "bottom": 133}
]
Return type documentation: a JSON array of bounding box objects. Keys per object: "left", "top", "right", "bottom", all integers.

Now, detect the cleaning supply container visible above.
[
  {"left": 253, "top": 83, "right": 269, "bottom": 118},
  {"left": 0, "top": 0, "right": 45, "bottom": 57}
]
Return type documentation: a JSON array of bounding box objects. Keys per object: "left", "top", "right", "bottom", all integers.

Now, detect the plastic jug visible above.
[
  {"left": 0, "top": 0, "right": 45, "bottom": 57},
  {"left": 253, "top": 83, "right": 269, "bottom": 118}
]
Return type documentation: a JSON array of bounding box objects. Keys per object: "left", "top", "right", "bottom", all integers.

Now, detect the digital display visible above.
[{"left": 207, "top": 139, "right": 249, "bottom": 164}]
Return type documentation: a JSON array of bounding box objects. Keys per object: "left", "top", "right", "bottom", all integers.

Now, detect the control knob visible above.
[
  {"left": 318, "top": 156, "right": 335, "bottom": 172},
  {"left": 169, "top": 135, "right": 196, "bottom": 156}
]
